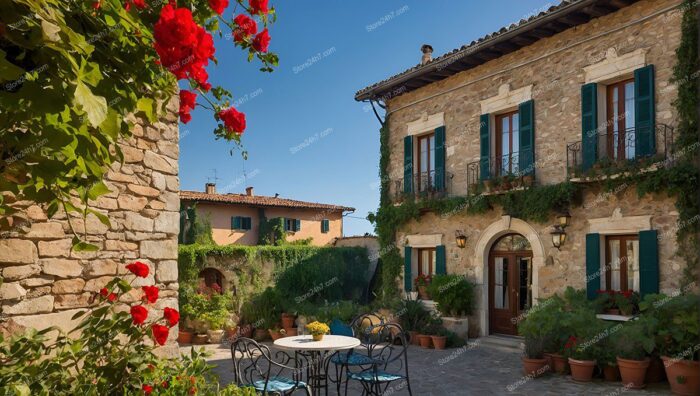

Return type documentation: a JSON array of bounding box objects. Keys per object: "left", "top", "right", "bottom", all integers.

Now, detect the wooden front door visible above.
[{"left": 488, "top": 234, "right": 533, "bottom": 335}]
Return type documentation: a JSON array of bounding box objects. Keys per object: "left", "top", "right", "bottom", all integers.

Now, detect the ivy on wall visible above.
[{"left": 257, "top": 215, "right": 286, "bottom": 246}]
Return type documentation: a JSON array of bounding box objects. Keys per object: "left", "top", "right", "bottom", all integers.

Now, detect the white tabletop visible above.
[{"left": 273, "top": 335, "right": 360, "bottom": 352}]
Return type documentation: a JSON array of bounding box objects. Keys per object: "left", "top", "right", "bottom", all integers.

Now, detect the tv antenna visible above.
[{"left": 207, "top": 169, "right": 221, "bottom": 184}]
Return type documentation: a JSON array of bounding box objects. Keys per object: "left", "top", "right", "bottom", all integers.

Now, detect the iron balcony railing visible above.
[
  {"left": 467, "top": 150, "right": 535, "bottom": 194},
  {"left": 566, "top": 123, "right": 674, "bottom": 178},
  {"left": 393, "top": 170, "right": 453, "bottom": 201}
]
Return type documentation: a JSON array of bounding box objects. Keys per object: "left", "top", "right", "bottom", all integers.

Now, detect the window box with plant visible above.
[{"left": 414, "top": 274, "right": 432, "bottom": 300}]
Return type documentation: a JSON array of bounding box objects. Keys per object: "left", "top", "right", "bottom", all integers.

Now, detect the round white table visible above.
[{"left": 274, "top": 335, "right": 360, "bottom": 395}]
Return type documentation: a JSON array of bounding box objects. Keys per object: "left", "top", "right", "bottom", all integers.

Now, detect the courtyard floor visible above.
[{"left": 181, "top": 342, "right": 672, "bottom": 395}]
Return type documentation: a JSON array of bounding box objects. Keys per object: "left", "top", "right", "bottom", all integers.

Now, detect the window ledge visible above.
[
  {"left": 596, "top": 314, "right": 634, "bottom": 322},
  {"left": 569, "top": 163, "right": 661, "bottom": 183}
]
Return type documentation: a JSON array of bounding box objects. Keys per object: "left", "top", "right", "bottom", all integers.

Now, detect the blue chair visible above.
[{"left": 231, "top": 337, "right": 311, "bottom": 395}]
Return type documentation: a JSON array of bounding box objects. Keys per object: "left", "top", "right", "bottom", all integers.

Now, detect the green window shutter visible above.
[
  {"left": 282, "top": 217, "right": 288, "bottom": 231},
  {"left": 435, "top": 245, "right": 447, "bottom": 275},
  {"left": 232, "top": 216, "right": 241, "bottom": 230},
  {"left": 243, "top": 217, "right": 252, "bottom": 230},
  {"left": 295, "top": 219, "right": 301, "bottom": 232},
  {"left": 581, "top": 83, "right": 598, "bottom": 171},
  {"left": 403, "top": 136, "right": 413, "bottom": 193},
  {"left": 585, "top": 233, "right": 600, "bottom": 300},
  {"left": 518, "top": 100, "right": 535, "bottom": 175},
  {"left": 479, "top": 114, "right": 490, "bottom": 180},
  {"left": 434, "top": 126, "right": 446, "bottom": 191},
  {"left": 639, "top": 230, "right": 659, "bottom": 297},
  {"left": 634, "top": 65, "right": 656, "bottom": 158},
  {"left": 404, "top": 246, "right": 412, "bottom": 291},
  {"left": 321, "top": 219, "right": 329, "bottom": 233}
]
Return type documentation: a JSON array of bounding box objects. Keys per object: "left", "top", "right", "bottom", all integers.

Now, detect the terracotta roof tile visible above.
[{"left": 180, "top": 190, "right": 354, "bottom": 212}]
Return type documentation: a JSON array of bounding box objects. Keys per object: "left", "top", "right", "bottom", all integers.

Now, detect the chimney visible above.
[
  {"left": 274, "top": 193, "right": 279, "bottom": 198},
  {"left": 205, "top": 182, "right": 216, "bottom": 194},
  {"left": 245, "top": 186, "right": 254, "bottom": 197},
  {"left": 421, "top": 44, "right": 433, "bottom": 65}
]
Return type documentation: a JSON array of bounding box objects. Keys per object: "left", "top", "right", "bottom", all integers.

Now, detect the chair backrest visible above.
[
  {"left": 350, "top": 313, "right": 387, "bottom": 345},
  {"left": 330, "top": 318, "right": 354, "bottom": 337},
  {"left": 363, "top": 323, "right": 409, "bottom": 375},
  {"left": 230, "top": 337, "right": 302, "bottom": 389}
]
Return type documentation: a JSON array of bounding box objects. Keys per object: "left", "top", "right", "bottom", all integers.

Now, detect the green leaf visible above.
[
  {"left": 74, "top": 81, "right": 107, "bottom": 127},
  {"left": 136, "top": 97, "right": 155, "bottom": 122},
  {"left": 11, "top": 384, "right": 30, "bottom": 396},
  {"left": 79, "top": 59, "right": 102, "bottom": 87},
  {"left": 0, "top": 50, "right": 24, "bottom": 81},
  {"left": 87, "top": 209, "right": 111, "bottom": 228},
  {"left": 87, "top": 181, "right": 111, "bottom": 200},
  {"left": 71, "top": 237, "right": 99, "bottom": 252},
  {"left": 99, "top": 109, "right": 121, "bottom": 139}
]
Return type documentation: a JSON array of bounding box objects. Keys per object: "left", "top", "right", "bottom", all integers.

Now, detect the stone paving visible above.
[{"left": 181, "top": 343, "right": 671, "bottom": 396}]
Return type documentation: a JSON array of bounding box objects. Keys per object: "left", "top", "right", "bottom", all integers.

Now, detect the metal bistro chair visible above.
[
  {"left": 346, "top": 323, "right": 412, "bottom": 396},
  {"left": 231, "top": 337, "right": 311, "bottom": 395}
]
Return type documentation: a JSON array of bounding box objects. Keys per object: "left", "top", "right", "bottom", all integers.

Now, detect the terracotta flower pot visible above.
[
  {"left": 645, "top": 356, "right": 667, "bottom": 383},
  {"left": 417, "top": 334, "right": 432, "bottom": 348},
  {"left": 238, "top": 325, "right": 253, "bottom": 338},
  {"left": 177, "top": 330, "right": 193, "bottom": 344},
  {"left": 193, "top": 334, "right": 209, "bottom": 345},
  {"left": 522, "top": 357, "right": 549, "bottom": 377},
  {"left": 431, "top": 336, "right": 447, "bottom": 350},
  {"left": 312, "top": 334, "right": 324, "bottom": 341},
  {"left": 408, "top": 331, "right": 420, "bottom": 346},
  {"left": 662, "top": 356, "right": 700, "bottom": 396},
  {"left": 281, "top": 314, "right": 296, "bottom": 329},
  {"left": 551, "top": 353, "right": 569, "bottom": 374},
  {"left": 284, "top": 327, "right": 298, "bottom": 336},
  {"left": 207, "top": 329, "right": 224, "bottom": 344},
  {"left": 543, "top": 353, "right": 555, "bottom": 373},
  {"left": 569, "top": 358, "right": 596, "bottom": 382},
  {"left": 253, "top": 328, "right": 268, "bottom": 341},
  {"left": 602, "top": 364, "right": 620, "bottom": 381},
  {"left": 225, "top": 327, "right": 238, "bottom": 340},
  {"left": 269, "top": 329, "right": 285, "bottom": 341},
  {"left": 617, "top": 357, "right": 650, "bottom": 389},
  {"left": 418, "top": 286, "right": 430, "bottom": 300}
]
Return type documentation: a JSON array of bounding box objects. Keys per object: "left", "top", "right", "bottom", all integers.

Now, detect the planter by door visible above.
[
  {"left": 488, "top": 234, "right": 532, "bottom": 335},
  {"left": 551, "top": 353, "right": 569, "bottom": 374},
  {"left": 662, "top": 356, "right": 700, "bottom": 396},
  {"left": 417, "top": 335, "right": 432, "bottom": 348},
  {"left": 418, "top": 286, "right": 430, "bottom": 300},
  {"left": 543, "top": 353, "right": 555, "bottom": 373},
  {"left": 617, "top": 357, "right": 650, "bottom": 389},
  {"left": 569, "top": 358, "right": 596, "bottom": 382},
  {"left": 522, "top": 357, "right": 549, "bottom": 377},
  {"left": 602, "top": 364, "right": 620, "bottom": 381},
  {"left": 431, "top": 336, "right": 446, "bottom": 350}
]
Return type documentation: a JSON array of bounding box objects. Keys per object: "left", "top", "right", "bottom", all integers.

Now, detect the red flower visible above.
[
  {"left": 233, "top": 14, "right": 257, "bottom": 43},
  {"left": 208, "top": 0, "right": 229, "bottom": 15},
  {"left": 161, "top": 381, "right": 169, "bottom": 389},
  {"left": 107, "top": 293, "right": 117, "bottom": 302},
  {"left": 133, "top": 0, "right": 147, "bottom": 9},
  {"left": 142, "top": 384, "right": 153, "bottom": 395},
  {"left": 211, "top": 283, "right": 222, "bottom": 294},
  {"left": 252, "top": 28, "right": 270, "bottom": 53},
  {"left": 99, "top": 288, "right": 109, "bottom": 297},
  {"left": 92, "top": 1, "right": 101, "bottom": 9},
  {"left": 130, "top": 305, "right": 148, "bottom": 325},
  {"left": 126, "top": 261, "right": 149, "bottom": 278},
  {"left": 179, "top": 90, "right": 197, "bottom": 124},
  {"left": 219, "top": 106, "right": 246, "bottom": 135},
  {"left": 249, "top": 0, "right": 269, "bottom": 14},
  {"left": 152, "top": 324, "right": 170, "bottom": 345},
  {"left": 163, "top": 307, "right": 180, "bottom": 327},
  {"left": 123, "top": 1, "right": 131, "bottom": 11},
  {"left": 188, "top": 387, "right": 197, "bottom": 395},
  {"left": 142, "top": 286, "right": 159, "bottom": 303}
]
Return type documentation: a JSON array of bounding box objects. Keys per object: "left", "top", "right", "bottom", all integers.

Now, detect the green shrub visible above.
[
  {"left": 613, "top": 315, "right": 657, "bottom": 361},
  {"left": 640, "top": 293, "right": 700, "bottom": 360},
  {"left": 518, "top": 294, "right": 566, "bottom": 353},
  {"left": 398, "top": 299, "right": 433, "bottom": 332},
  {"left": 425, "top": 275, "right": 475, "bottom": 317}
]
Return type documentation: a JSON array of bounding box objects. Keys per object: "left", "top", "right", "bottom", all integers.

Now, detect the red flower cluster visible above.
[
  {"left": 233, "top": 14, "right": 258, "bottom": 43},
  {"left": 142, "top": 384, "right": 153, "bottom": 395},
  {"left": 208, "top": 0, "right": 229, "bottom": 15},
  {"left": 249, "top": 0, "right": 269, "bottom": 15},
  {"left": 130, "top": 305, "right": 148, "bottom": 325},
  {"left": 179, "top": 90, "right": 197, "bottom": 124},
  {"left": 152, "top": 324, "right": 170, "bottom": 345},
  {"left": 219, "top": 106, "right": 246, "bottom": 135},
  {"left": 564, "top": 336, "right": 577, "bottom": 349},
  {"left": 126, "top": 261, "right": 149, "bottom": 278},
  {"left": 142, "top": 286, "right": 159, "bottom": 303},
  {"left": 99, "top": 287, "right": 117, "bottom": 302},
  {"left": 163, "top": 307, "right": 180, "bottom": 327},
  {"left": 124, "top": 0, "right": 146, "bottom": 11},
  {"left": 596, "top": 289, "right": 634, "bottom": 298},
  {"left": 252, "top": 28, "right": 271, "bottom": 53},
  {"left": 154, "top": 4, "right": 215, "bottom": 91}
]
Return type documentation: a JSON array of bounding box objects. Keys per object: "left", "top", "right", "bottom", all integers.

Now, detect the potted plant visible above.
[
  {"left": 519, "top": 294, "right": 567, "bottom": 374},
  {"left": 567, "top": 343, "right": 598, "bottom": 382},
  {"left": 206, "top": 319, "right": 225, "bottom": 344},
  {"left": 615, "top": 290, "right": 640, "bottom": 316},
  {"left": 522, "top": 334, "right": 549, "bottom": 378},
  {"left": 429, "top": 326, "right": 448, "bottom": 350},
  {"left": 426, "top": 275, "right": 474, "bottom": 340},
  {"left": 281, "top": 312, "right": 296, "bottom": 329},
  {"left": 399, "top": 299, "right": 432, "bottom": 346},
  {"left": 306, "top": 321, "right": 330, "bottom": 341},
  {"left": 598, "top": 333, "right": 620, "bottom": 381},
  {"left": 414, "top": 274, "right": 432, "bottom": 300},
  {"left": 614, "top": 317, "right": 655, "bottom": 389},
  {"left": 269, "top": 326, "right": 286, "bottom": 341},
  {"left": 224, "top": 317, "right": 238, "bottom": 340},
  {"left": 417, "top": 333, "right": 432, "bottom": 349},
  {"left": 595, "top": 290, "right": 620, "bottom": 315}
]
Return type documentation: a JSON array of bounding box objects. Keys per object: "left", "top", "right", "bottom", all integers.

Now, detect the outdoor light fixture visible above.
[
  {"left": 550, "top": 225, "right": 567, "bottom": 250},
  {"left": 455, "top": 230, "right": 467, "bottom": 249},
  {"left": 557, "top": 210, "right": 571, "bottom": 227}
]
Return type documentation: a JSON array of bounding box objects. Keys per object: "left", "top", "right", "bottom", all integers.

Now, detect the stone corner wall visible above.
[{"left": 0, "top": 97, "right": 181, "bottom": 355}]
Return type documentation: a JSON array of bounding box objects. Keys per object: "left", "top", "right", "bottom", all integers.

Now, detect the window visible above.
[
  {"left": 284, "top": 218, "right": 300, "bottom": 232},
  {"left": 416, "top": 133, "right": 436, "bottom": 192},
  {"left": 231, "top": 216, "right": 252, "bottom": 230},
  {"left": 321, "top": 219, "right": 330, "bottom": 233},
  {"left": 603, "top": 235, "right": 639, "bottom": 292},
  {"left": 417, "top": 248, "right": 436, "bottom": 276},
  {"left": 495, "top": 111, "right": 520, "bottom": 176},
  {"left": 198, "top": 268, "right": 224, "bottom": 291},
  {"left": 605, "top": 79, "right": 636, "bottom": 160}
]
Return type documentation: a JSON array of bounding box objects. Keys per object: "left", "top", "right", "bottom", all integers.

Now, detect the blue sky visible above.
[{"left": 179, "top": 0, "right": 555, "bottom": 236}]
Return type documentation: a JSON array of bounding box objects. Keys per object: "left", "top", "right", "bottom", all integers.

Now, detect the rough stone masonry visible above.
[{"left": 0, "top": 96, "right": 181, "bottom": 355}]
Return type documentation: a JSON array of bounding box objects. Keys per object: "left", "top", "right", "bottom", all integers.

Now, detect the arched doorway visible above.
[
  {"left": 198, "top": 268, "right": 224, "bottom": 292},
  {"left": 488, "top": 233, "right": 532, "bottom": 335}
]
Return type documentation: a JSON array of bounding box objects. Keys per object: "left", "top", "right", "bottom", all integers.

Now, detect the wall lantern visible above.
[
  {"left": 550, "top": 225, "right": 567, "bottom": 250},
  {"left": 455, "top": 230, "right": 467, "bottom": 249},
  {"left": 557, "top": 210, "right": 571, "bottom": 227}
]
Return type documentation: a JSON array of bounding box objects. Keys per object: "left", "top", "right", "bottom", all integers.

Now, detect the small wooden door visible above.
[{"left": 488, "top": 235, "right": 532, "bottom": 335}]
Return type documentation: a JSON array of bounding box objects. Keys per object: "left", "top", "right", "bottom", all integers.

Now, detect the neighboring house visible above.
[
  {"left": 180, "top": 183, "right": 354, "bottom": 246},
  {"left": 356, "top": 0, "right": 687, "bottom": 337}
]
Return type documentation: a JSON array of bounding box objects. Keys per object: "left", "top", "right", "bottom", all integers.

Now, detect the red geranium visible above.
[
  {"left": 252, "top": 28, "right": 270, "bottom": 53},
  {"left": 219, "top": 106, "right": 246, "bottom": 135},
  {"left": 179, "top": 90, "right": 197, "bottom": 124},
  {"left": 142, "top": 286, "right": 159, "bottom": 303},
  {"left": 92, "top": 1, "right": 101, "bottom": 9},
  {"left": 208, "top": 0, "right": 229, "bottom": 15},
  {"left": 107, "top": 293, "right": 117, "bottom": 302},
  {"left": 99, "top": 288, "right": 109, "bottom": 297},
  {"left": 152, "top": 324, "right": 170, "bottom": 345},
  {"left": 133, "top": 0, "right": 146, "bottom": 9},
  {"left": 142, "top": 384, "right": 153, "bottom": 395},
  {"left": 163, "top": 307, "right": 180, "bottom": 327},
  {"left": 233, "top": 14, "right": 257, "bottom": 43},
  {"left": 126, "top": 261, "right": 149, "bottom": 278},
  {"left": 130, "top": 305, "right": 148, "bottom": 325},
  {"left": 249, "top": 0, "right": 269, "bottom": 14}
]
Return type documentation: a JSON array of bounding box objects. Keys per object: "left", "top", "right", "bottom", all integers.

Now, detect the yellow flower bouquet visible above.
[{"left": 306, "top": 321, "right": 330, "bottom": 341}]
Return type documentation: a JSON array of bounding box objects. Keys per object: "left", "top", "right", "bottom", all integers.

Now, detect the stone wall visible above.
[{"left": 0, "top": 97, "right": 180, "bottom": 354}]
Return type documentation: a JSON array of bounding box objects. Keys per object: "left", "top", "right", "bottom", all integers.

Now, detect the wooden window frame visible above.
[
  {"left": 604, "top": 234, "right": 638, "bottom": 291},
  {"left": 285, "top": 218, "right": 298, "bottom": 232},
  {"left": 417, "top": 247, "right": 436, "bottom": 276},
  {"left": 494, "top": 110, "right": 519, "bottom": 176},
  {"left": 605, "top": 78, "right": 635, "bottom": 160},
  {"left": 416, "top": 132, "right": 435, "bottom": 192}
]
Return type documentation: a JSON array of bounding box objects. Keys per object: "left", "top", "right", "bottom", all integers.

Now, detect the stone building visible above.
[
  {"left": 180, "top": 183, "right": 354, "bottom": 246},
  {"left": 355, "top": 0, "right": 687, "bottom": 337},
  {"left": 0, "top": 97, "right": 181, "bottom": 354}
]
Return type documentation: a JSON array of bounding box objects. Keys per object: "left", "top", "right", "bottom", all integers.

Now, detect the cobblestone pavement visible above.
[{"left": 181, "top": 343, "right": 671, "bottom": 396}]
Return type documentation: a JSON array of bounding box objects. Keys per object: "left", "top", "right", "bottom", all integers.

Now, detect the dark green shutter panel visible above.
[
  {"left": 479, "top": 114, "right": 490, "bottom": 180},
  {"left": 243, "top": 217, "right": 252, "bottom": 230},
  {"left": 435, "top": 245, "right": 447, "bottom": 275},
  {"left": 581, "top": 83, "right": 598, "bottom": 171},
  {"left": 403, "top": 136, "right": 413, "bottom": 193},
  {"left": 639, "top": 230, "right": 659, "bottom": 297},
  {"left": 321, "top": 219, "right": 329, "bottom": 233},
  {"left": 585, "top": 233, "right": 600, "bottom": 300},
  {"left": 634, "top": 65, "right": 655, "bottom": 158},
  {"left": 518, "top": 100, "right": 535, "bottom": 175},
  {"left": 281, "top": 217, "right": 287, "bottom": 231},
  {"left": 434, "top": 126, "right": 446, "bottom": 191},
  {"left": 232, "top": 216, "right": 241, "bottom": 230},
  {"left": 295, "top": 219, "right": 301, "bottom": 231},
  {"left": 404, "top": 246, "right": 412, "bottom": 291}
]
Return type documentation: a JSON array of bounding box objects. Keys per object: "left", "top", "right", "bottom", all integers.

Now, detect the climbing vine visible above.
[{"left": 257, "top": 216, "right": 286, "bottom": 245}]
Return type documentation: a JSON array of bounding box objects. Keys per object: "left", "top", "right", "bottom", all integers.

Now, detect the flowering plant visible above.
[
  {"left": 414, "top": 274, "right": 432, "bottom": 288},
  {"left": 305, "top": 321, "right": 330, "bottom": 336}
]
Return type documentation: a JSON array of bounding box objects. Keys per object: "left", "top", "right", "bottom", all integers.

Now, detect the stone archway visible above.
[{"left": 473, "top": 216, "right": 545, "bottom": 336}]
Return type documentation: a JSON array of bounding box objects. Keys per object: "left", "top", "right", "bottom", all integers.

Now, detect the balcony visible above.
[
  {"left": 467, "top": 150, "right": 535, "bottom": 194},
  {"left": 393, "top": 170, "right": 453, "bottom": 202},
  {"left": 566, "top": 124, "right": 674, "bottom": 179}
]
